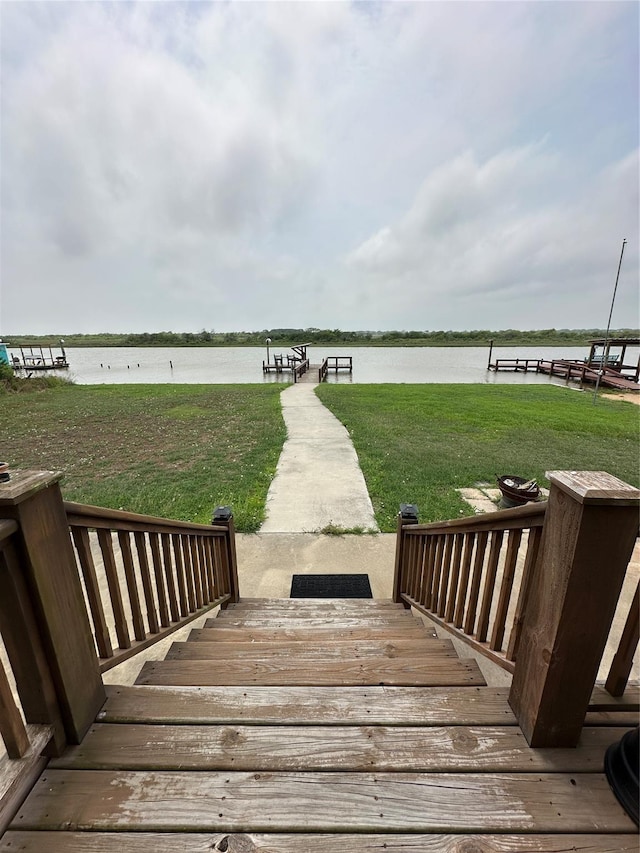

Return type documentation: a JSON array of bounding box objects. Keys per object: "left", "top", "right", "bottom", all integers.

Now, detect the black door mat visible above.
[{"left": 290, "top": 574, "right": 373, "bottom": 599}]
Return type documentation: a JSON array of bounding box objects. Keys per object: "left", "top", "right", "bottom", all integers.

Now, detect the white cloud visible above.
[{"left": 1, "top": 1, "right": 638, "bottom": 333}]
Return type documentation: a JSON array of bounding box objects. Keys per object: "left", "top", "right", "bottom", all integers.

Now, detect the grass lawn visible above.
[
  {"left": 316, "top": 383, "right": 639, "bottom": 531},
  {"left": 0, "top": 383, "right": 286, "bottom": 531}
]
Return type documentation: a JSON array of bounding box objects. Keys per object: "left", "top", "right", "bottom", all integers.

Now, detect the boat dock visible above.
[
  {"left": 263, "top": 343, "right": 353, "bottom": 383},
  {"left": 488, "top": 337, "right": 640, "bottom": 393},
  {"left": 6, "top": 342, "right": 69, "bottom": 372}
]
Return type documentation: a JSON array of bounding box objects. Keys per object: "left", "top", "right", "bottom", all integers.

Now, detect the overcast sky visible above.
[{"left": 1, "top": 1, "right": 638, "bottom": 335}]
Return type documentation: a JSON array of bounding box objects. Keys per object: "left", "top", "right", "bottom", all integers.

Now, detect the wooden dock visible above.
[{"left": 489, "top": 358, "right": 640, "bottom": 392}]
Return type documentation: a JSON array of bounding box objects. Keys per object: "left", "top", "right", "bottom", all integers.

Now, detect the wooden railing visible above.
[
  {"left": 394, "top": 471, "right": 640, "bottom": 746},
  {"left": 393, "top": 501, "right": 546, "bottom": 672},
  {"left": 319, "top": 356, "right": 353, "bottom": 382},
  {"left": 0, "top": 470, "right": 239, "bottom": 766},
  {"left": 65, "top": 501, "right": 238, "bottom": 672},
  {"left": 292, "top": 359, "right": 310, "bottom": 382}
]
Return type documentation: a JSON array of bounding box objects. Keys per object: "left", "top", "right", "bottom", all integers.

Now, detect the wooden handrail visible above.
[
  {"left": 395, "top": 501, "right": 546, "bottom": 672},
  {"left": 65, "top": 501, "right": 237, "bottom": 673}
]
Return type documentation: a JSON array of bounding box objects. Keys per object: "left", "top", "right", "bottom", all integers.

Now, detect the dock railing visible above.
[
  {"left": 0, "top": 471, "right": 239, "bottom": 770},
  {"left": 393, "top": 471, "right": 640, "bottom": 746}
]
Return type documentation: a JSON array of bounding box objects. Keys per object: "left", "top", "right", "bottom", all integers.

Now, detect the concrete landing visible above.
[{"left": 260, "top": 383, "right": 378, "bottom": 533}]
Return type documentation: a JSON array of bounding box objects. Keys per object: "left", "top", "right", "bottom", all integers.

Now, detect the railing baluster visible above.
[
  {"left": 429, "top": 536, "right": 444, "bottom": 611},
  {"left": 0, "top": 656, "right": 30, "bottom": 759},
  {"left": 196, "top": 536, "right": 210, "bottom": 603},
  {"left": 605, "top": 580, "right": 639, "bottom": 697},
  {"left": 96, "top": 529, "right": 131, "bottom": 650},
  {"left": 454, "top": 533, "right": 475, "bottom": 628},
  {"left": 117, "top": 531, "right": 146, "bottom": 642},
  {"left": 205, "top": 537, "right": 219, "bottom": 599},
  {"left": 506, "top": 526, "right": 542, "bottom": 662},
  {"left": 161, "top": 533, "right": 180, "bottom": 622},
  {"left": 421, "top": 535, "right": 434, "bottom": 606},
  {"left": 437, "top": 535, "right": 454, "bottom": 616},
  {"left": 476, "top": 530, "right": 504, "bottom": 643},
  {"left": 445, "top": 534, "right": 464, "bottom": 623},
  {"left": 463, "top": 531, "right": 488, "bottom": 636},
  {"left": 171, "top": 534, "right": 189, "bottom": 618},
  {"left": 148, "top": 533, "right": 170, "bottom": 627},
  {"left": 71, "top": 527, "right": 113, "bottom": 659},
  {"left": 490, "top": 528, "right": 522, "bottom": 651},
  {"left": 189, "top": 535, "right": 207, "bottom": 608},
  {"left": 134, "top": 531, "right": 159, "bottom": 635},
  {"left": 200, "top": 536, "right": 214, "bottom": 603}
]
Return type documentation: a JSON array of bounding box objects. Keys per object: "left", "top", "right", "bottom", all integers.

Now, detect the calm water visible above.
[{"left": 32, "top": 345, "right": 637, "bottom": 386}]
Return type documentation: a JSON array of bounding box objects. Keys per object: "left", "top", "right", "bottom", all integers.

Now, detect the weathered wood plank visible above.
[
  {"left": 211, "top": 616, "right": 427, "bottom": 628},
  {"left": 165, "top": 639, "right": 457, "bottom": 661},
  {"left": 99, "top": 685, "right": 517, "bottom": 726},
  {"left": 135, "top": 657, "right": 486, "bottom": 687},
  {"left": 13, "top": 770, "right": 635, "bottom": 832},
  {"left": 52, "top": 724, "right": 629, "bottom": 773},
  {"left": 4, "top": 833, "right": 638, "bottom": 853},
  {"left": 0, "top": 725, "right": 52, "bottom": 836},
  {"left": 231, "top": 598, "right": 403, "bottom": 609},
  {"left": 198, "top": 624, "right": 436, "bottom": 640}
]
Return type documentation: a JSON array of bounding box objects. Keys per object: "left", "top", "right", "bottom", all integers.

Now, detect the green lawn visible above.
[
  {"left": 316, "top": 384, "right": 640, "bottom": 531},
  {"left": 0, "top": 383, "right": 286, "bottom": 531}
]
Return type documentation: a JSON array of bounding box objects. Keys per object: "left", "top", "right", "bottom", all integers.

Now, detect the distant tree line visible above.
[{"left": 4, "top": 328, "right": 638, "bottom": 348}]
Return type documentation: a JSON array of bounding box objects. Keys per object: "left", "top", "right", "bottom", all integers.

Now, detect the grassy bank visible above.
[
  {"left": 0, "top": 383, "right": 286, "bottom": 531},
  {"left": 316, "top": 384, "right": 639, "bottom": 532}
]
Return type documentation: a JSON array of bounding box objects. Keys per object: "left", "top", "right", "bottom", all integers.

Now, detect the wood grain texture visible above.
[
  {"left": 197, "top": 624, "right": 436, "bottom": 640},
  {"left": 51, "top": 724, "right": 629, "bottom": 773},
  {"left": 12, "top": 770, "right": 635, "bottom": 832},
  {"left": 4, "top": 832, "right": 638, "bottom": 852},
  {"left": 98, "top": 685, "right": 517, "bottom": 726},
  {"left": 164, "top": 638, "right": 457, "bottom": 661},
  {"left": 135, "top": 656, "right": 486, "bottom": 687}
]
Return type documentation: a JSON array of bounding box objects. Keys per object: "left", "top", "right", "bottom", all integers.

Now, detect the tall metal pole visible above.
[{"left": 593, "top": 238, "right": 626, "bottom": 403}]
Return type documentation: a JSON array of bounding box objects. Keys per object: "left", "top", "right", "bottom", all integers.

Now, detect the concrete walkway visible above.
[{"left": 260, "top": 383, "right": 378, "bottom": 533}]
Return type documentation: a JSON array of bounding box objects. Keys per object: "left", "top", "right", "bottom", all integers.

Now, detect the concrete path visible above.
[{"left": 260, "top": 383, "right": 378, "bottom": 533}]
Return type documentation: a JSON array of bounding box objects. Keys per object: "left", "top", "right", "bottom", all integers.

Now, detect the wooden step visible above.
[
  {"left": 135, "top": 657, "right": 486, "bottom": 687},
  {"left": 211, "top": 615, "right": 427, "bottom": 629},
  {"left": 97, "top": 684, "right": 639, "bottom": 728},
  {"left": 229, "top": 598, "right": 404, "bottom": 609},
  {"left": 99, "top": 684, "right": 518, "bottom": 725},
  {"left": 12, "top": 769, "right": 635, "bottom": 833},
  {"left": 165, "top": 638, "right": 458, "bottom": 661},
  {"left": 197, "top": 623, "right": 436, "bottom": 640},
  {"left": 4, "top": 832, "right": 639, "bottom": 852},
  {"left": 51, "top": 723, "right": 631, "bottom": 773}
]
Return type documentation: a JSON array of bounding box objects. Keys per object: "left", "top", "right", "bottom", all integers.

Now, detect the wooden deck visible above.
[
  {"left": 489, "top": 358, "right": 640, "bottom": 391},
  {"left": 3, "top": 598, "right": 637, "bottom": 851}
]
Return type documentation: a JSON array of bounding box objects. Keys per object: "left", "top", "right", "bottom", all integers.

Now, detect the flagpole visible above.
[{"left": 593, "top": 238, "right": 627, "bottom": 403}]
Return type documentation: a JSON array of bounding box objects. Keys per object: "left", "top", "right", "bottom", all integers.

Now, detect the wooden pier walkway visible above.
[{"left": 489, "top": 358, "right": 640, "bottom": 392}]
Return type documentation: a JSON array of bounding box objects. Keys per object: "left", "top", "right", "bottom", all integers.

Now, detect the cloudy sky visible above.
[{"left": 1, "top": 1, "right": 638, "bottom": 334}]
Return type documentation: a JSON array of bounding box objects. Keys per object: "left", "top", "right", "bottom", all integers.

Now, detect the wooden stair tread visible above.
[
  {"left": 4, "top": 832, "right": 639, "bottom": 852},
  {"left": 211, "top": 616, "right": 427, "bottom": 628},
  {"left": 196, "top": 624, "right": 436, "bottom": 640},
  {"left": 165, "top": 638, "right": 458, "bottom": 661},
  {"left": 229, "top": 598, "right": 403, "bottom": 608},
  {"left": 12, "top": 769, "right": 635, "bottom": 833},
  {"left": 51, "top": 723, "right": 631, "bottom": 773},
  {"left": 99, "top": 684, "right": 518, "bottom": 725},
  {"left": 135, "top": 657, "right": 486, "bottom": 687}
]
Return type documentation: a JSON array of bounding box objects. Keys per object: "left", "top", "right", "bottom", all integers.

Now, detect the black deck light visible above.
[
  {"left": 399, "top": 503, "right": 419, "bottom": 522},
  {"left": 605, "top": 726, "right": 639, "bottom": 826},
  {"left": 212, "top": 506, "right": 233, "bottom": 524}
]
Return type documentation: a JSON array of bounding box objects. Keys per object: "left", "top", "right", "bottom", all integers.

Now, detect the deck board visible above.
[
  {"left": 13, "top": 770, "right": 635, "bottom": 833},
  {"left": 98, "top": 684, "right": 518, "bottom": 725},
  {"left": 135, "top": 656, "right": 486, "bottom": 687},
  {"left": 51, "top": 724, "right": 630, "bottom": 773},
  {"left": 4, "top": 833, "right": 638, "bottom": 852},
  {"left": 195, "top": 624, "right": 436, "bottom": 640},
  {"left": 165, "top": 638, "right": 458, "bottom": 661}
]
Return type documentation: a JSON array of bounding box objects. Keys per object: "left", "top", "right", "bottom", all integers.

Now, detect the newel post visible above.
[
  {"left": 212, "top": 506, "right": 239, "bottom": 607},
  {"left": 393, "top": 503, "right": 419, "bottom": 607},
  {"left": 0, "top": 471, "right": 105, "bottom": 745},
  {"left": 509, "top": 471, "right": 640, "bottom": 747}
]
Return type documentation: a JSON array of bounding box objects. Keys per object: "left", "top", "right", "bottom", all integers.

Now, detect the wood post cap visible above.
[
  {"left": 546, "top": 471, "right": 640, "bottom": 505},
  {"left": 0, "top": 469, "right": 63, "bottom": 506}
]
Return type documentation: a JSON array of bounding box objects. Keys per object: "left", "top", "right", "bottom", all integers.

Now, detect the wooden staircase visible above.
[{"left": 3, "top": 598, "right": 637, "bottom": 851}]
